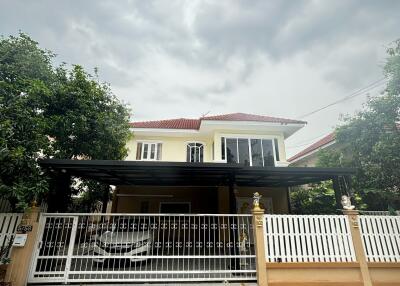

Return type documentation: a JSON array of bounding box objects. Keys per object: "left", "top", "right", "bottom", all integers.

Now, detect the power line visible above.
[
  {"left": 297, "top": 78, "right": 387, "bottom": 119},
  {"left": 286, "top": 132, "right": 331, "bottom": 147},
  {"left": 286, "top": 133, "right": 332, "bottom": 149}
]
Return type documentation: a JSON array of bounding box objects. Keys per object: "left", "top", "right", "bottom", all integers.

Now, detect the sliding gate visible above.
[{"left": 29, "top": 213, "right": 256, "bottom": 283}]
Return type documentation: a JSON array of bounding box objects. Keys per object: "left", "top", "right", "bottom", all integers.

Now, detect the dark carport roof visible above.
[{"left": 39, "top": 159, "right": 355, "bottom": 187}]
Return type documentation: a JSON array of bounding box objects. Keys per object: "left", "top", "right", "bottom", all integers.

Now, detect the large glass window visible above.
[
  {"left": 226, "top": 138, "right": 238, "bottom": 163},
  {"left": 262, "top": 139, "right": 274, "bottom": 167},
  {"left": 187, "top": 142, "right": 204, "bottom": 163},
  {"left": 238, "top": 138, "right": 250, "bottom": 166},
  {"left": 274, "top": 138, "right": 280, "bottom": 161},
  {"left": 221, "top": 137, "right": 278, "bottom": 166},
  {"left": 250, "top": 139, "right": 263, "bottom": 167}
]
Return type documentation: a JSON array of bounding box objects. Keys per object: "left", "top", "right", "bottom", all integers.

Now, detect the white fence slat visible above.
[
  {"left": 319, "top": 216, "right": 326, "bottom": 262},
  {"left": 359, "top": 216, "right": 400, "bottom": 262},
  {"left": 367, "top": 216, "right": 379, "bottom": 261},
  {"left": 388, "top": 218, "right": 400, "bottom": 259},
  {"left": 287, "top": 215, "right": 294, "bottom": 262},
  {"left": 277, "top": 216, "right": 284, "bottom": 262},
  {"left": 309, "top": 217, "right": 317, "bottom": 262},
  {"left": 338, "top": 217, "right": 349, "bottom": 262},
  {"left": 293, "top": 216, "right": 299, "bottom": 262},
  {"left": 314, "top": 217, "right": 323, "bottom": 262},
  {"left": 0, "top": 213, "right": 22, "bottom": 260},
  {"left": 298, "top": 215, "right": 305, "bottom": 262},
  {"left": 331, "top": 217, "right": 341, "bottom": 262},
  {"left": 264, "top": 215, "right": 356, "bottom": 263},
  {"left": 283, "top": 216, "right": 290, "bottom": 262}
]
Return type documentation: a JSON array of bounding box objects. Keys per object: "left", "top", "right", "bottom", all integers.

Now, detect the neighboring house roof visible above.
[
  {"left": 130, "top": 112, "right": 306, "bottom": 130},
  {"left": 288, "top": 132, "right": 336, "bottom": 163}
]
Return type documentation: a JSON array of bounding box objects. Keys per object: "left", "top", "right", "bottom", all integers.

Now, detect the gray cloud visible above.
[{"left": 1, "top": 0, "right": 399, "bottom": 156}]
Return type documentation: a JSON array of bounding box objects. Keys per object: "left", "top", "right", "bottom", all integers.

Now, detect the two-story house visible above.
[
  {"left": 108, "top": 113, "right": 351, "bottom": 214},
  {"left": 40, "top": 112, "right": 354, "bottom": 214}
]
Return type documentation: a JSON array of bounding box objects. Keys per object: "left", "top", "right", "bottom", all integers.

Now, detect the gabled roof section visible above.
[
  {"left": 202, "top": 112, "right": 306, "bottom": 124},
  {"left": 131, "top": 112, "right": 306, "bottom": 130},
  {"left": 288, "top": 132, "right": 336, "bottom": 163}
]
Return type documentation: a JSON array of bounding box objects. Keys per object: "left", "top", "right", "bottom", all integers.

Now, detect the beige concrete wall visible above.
[
  {"left": 237, "top": 186, "right": 289, "bottom": 214},
  {"left": 126, "top": 135, "right": 214, "bottom": 162},
  {"left": 266, "top": 263, "right": 363, "bottom": 286},
  {"left": 263, "top": 263, "right": 400, "bottom": 286},
  {"left": 127, "top": 129, "right": 289, "bottom": 164},
  {"left": 6, "top": 207, "right": 40, "bottom": 286},
  {"left": 369, "top": 264, "right": 400, "bottom": 286}
]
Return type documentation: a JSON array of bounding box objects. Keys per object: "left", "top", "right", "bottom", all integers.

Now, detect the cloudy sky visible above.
[{"left": 1, "top": 0, "right": 399, "bottom": 157}]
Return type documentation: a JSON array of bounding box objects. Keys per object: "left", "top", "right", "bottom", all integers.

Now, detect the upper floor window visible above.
[
  {"left": 187, "top": 142, "right": 204, "bottom": 163},
  {"left": 136, "top": 142, "right": 162, "bottom": 161},
  {"left": 221, "top": 137, "right": 278, "bottom": 167}
]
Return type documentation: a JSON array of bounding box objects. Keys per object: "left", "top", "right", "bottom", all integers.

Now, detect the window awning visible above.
[{"left": 39, "top": 159, "right": 355, "bottom": 187}]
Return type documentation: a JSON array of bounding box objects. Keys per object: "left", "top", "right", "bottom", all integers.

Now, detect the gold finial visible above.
[
  {"left": 31, "top": 200, "right": 37, "bottom": 208},
  {"left": 253, "top": 192, "right": 262, "bottom": 211}
]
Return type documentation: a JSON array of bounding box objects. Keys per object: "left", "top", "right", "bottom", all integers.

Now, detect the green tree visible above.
[
  {"left": 0, "top": 33, "right": 132, "bottom": 211},
  {"left": 291, "top": 181, "right": 337, "bottom": 214},
  {"left": 45, "top": 65, "right": 132, "bottom": 211},
  {"left": 0, "top": 34, "right": 54, "bottom": 210},
  {"left": 316, "top": 40, "right": 400, "bottom": 210}
]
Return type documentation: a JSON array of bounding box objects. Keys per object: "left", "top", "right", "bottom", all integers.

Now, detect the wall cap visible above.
[{"left": 266, "top": 262, "right": 360, "bottom": 269}]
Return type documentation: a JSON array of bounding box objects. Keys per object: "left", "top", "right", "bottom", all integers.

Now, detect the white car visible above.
[{"left": 93, "top": 230, "right": 152, "bottom": 263}]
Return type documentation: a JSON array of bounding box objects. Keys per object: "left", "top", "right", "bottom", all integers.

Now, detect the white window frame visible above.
[
  {"left": 186, "top": 142, "right": 205, "bottom": 163},
  {"left": 137, "top": 141, "right": 163, "bottom": 161},
  {"left": 220, "top": 135, "right": 278, "bottom": 167}
]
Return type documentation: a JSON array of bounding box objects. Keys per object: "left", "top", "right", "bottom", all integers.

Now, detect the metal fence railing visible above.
[
  {"left": 264, "top": 215, "right": 356, "bottom": 263},
  {"left": 359, "top": 215, "right": 400, "bottom": 262},
  {"left": 28, "top": 213, "right": 256, "bottom": 284}
]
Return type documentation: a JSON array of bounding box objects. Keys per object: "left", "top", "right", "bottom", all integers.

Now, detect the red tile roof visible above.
[
  {"left": 288, "top": 132, "right": 336, "bottom": 162},
  {"left": 130, "top": 113, "right": 306, "bottom": 130},
  {"left": 131, "top": 118, "right": 201, "bottom": 130},
  {"left": 201, "top": 113, "right": 306, "bottom": 124}
]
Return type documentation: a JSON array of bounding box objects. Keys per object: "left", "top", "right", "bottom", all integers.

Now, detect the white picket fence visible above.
[
  {"left": 0, "top": 213, "right": 23, "bottom": 259},
  {"left": 359, "top": 216, "right": 400, "bottom": 262},
  {"left": 264, "top": 215, "right": 356, "bottom": 263}
]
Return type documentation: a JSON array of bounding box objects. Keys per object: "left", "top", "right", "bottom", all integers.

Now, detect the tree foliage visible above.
[
  {"left": 0, "top": 33, "right": 131, "bottom": 211},
  {"left": 290, "top": 40, "right": 400, "bottom": 213},
  {"left": 0, "top": 34, "right": 53, "bottom": 210},
  {"left": 316, "top": 40, "right": 400, "bottom": 210},
  {"left": 291, "top": 181, "right": 337, "bottom": 214}
]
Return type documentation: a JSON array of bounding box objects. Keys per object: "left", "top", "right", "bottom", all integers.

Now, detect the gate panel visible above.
[
  {"left": 29, "top": 214, "right": 256, "bottom": 283},
  {"left": 29, "top": 215, "right": 78, "bottom": 283}
]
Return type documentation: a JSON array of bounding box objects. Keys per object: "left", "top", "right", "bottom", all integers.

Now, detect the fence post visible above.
[
  {"left": 252, "top": 192, "right": 268, "bottom": 286},
  {"left": 343, "top": 209, "right": 372, "bottom": 286},
  {"left": 6, "top": 203, "right": 40, "bottom": 286}
]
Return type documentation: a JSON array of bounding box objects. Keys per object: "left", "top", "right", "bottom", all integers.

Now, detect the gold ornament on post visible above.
[{"left": 253, "top": 192, "right": 263, "bottom": 211}]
